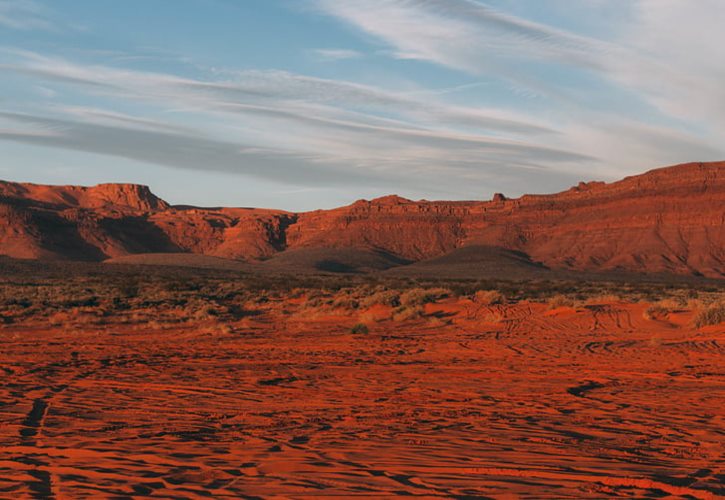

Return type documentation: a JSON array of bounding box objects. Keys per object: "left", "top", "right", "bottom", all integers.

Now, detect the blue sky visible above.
[{"left": 1, "top": 0, "right": 723, "bottom": 210}]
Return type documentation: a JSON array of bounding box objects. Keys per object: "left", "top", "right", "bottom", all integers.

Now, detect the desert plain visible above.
[{"left": 0, "top": 261, "right": 723, "bottom": 499}]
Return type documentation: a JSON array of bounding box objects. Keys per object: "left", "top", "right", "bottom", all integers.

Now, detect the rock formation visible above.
[{"left": 0, "top": 161, "right": 722, "bottom": 277}]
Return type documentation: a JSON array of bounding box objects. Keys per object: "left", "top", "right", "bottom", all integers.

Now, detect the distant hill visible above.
[
  {"left": 1, "top": 161, "right": 723, "bottom": 278},
  {"left": 385, "top": 245, "right": 551, "bottom": 280}
]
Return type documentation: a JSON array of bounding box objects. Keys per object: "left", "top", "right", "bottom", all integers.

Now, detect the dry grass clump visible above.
[
  {"left": 360, "top": 289, "right": 401, "bottom": 308},
  {"left": 331, "top": 294, "right": 360, "bottom": 310},
  {"left": 400, "top": 287, "right": 452, "bottom": 307},
  {"left": 482, "top": 312, "right": 505, "bottom": 324},
  {"left": 692, "top": 301, "right": 725, "bottom": 328},
  {"left": 687, "top": 298, "right": 704, "bottom": 311},
  {"left": 547, "top": 294, "right": 575, "bottom": 310},
  {"left": 583, "top": 294, "right": 621, "bottom": 305},
  {"left": 350, "top": 323, "right": 369, "bottom": 334},
  {"left": 655, "top": 298, "right": 682, "bottom": 310},
  {"left": 473, "top": 290, "right": 505, "bottom": 305},
  {"left": 357, "top": 311, "right": 381, "bottom": 324},
  {"left": 643, "top": 305, "right": 669, "bottom": 320},
  {"left": 392, "top": 305, "right": 425, "bottom": 322},
  {"left": 302, "top": 296, "right": 327, "bottom": 309},
  {"left": 642, "top": 298, "right": 683, "bottom": 320}
]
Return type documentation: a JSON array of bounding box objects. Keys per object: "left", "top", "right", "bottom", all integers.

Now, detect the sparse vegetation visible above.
[
  {"left": 392, "top": 305, "right": 425, "bottom": 321},
  {"left": 583, "top": 294, "right": 620, "bottom": 305},
  {"left": 643, "top": 299, "right": 682, "bottom": 320},
  {"left": 360, "top": 288, "right": 401, "bottom": 308},
  {"left": 692, "top": 301, "right": 725, "bottom": 328},
  {"left": 474, "top": 289, "right": 505, "bottom": 305},
  {"left": 0, "top": 258, "right": 721, "bottom": 330},
  {"left": 350, "top": 323, "right": 369, "bottom": 334},
  {"left": 547, "top": 294, "right": 575, "bottom": 310},
  {"left": 400, "top": 287, "right": 452, "bottom": 307}
]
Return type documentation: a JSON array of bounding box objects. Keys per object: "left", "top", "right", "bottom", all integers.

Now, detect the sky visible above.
[{"left": 0, "top": 0, "right": 723, "bottom": 210}]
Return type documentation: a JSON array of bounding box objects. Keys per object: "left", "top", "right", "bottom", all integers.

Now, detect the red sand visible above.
[{"left": 0, "top": 299, "right": 723, "bottom": 498}]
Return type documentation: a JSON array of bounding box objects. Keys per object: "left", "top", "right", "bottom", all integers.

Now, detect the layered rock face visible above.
[{"left": 0, "top": 162, "right": 722, "bottom": 277}]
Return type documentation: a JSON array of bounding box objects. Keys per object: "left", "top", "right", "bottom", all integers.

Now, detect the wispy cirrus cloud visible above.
[
  {"left": 0, "top": 50, "right": 593, "bottom": 196},
  {"left": 313, "top": 0, "right": 725, "bottom": 173},
  {"left": 0, "top": 0, "right": 51, "bottom": 30},
  {"left": 314, "top": 0, "right": 610, "bottom": 77},
  {"left": 0, "top": 50, "right": 553, "bottom": 136},
  {"left": 314, "top": 0, "right": 725, "bottom": 130},
  {"left": 312, "top": 48, "right": 363, "bottom": 61},
  {"left": 1, "top": 0, "right": 723, "bottom": 204}
]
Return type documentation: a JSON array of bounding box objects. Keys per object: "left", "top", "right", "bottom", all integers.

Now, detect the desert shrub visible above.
[
  {"left": 687, "top": 298, "right": 704, "bottom": 311},
  {"left": 331, "top": 294, "right": 360, "bottom": 310},
  {"left": 304, "top": 296, "right": 325, "bottom": 308},
  {"left": 111, "top": 297, "right": 130, "bottom": 310},
  {"left": 163, "top": 280, "right": 202, "bottom": 292},
  {"left": 288, "top": 288, "right": 307, "bottom": 299},
  {"left": 643, "top": 298, "right": 683, "bottom": 320},
  {"left": 350, "top": 323, "right": 369, "bottom": 334},
  {"left": 61, "top": 296, "right": 100, "bottom": 308},
  {"left": 474, "top": 290, "right": 505, "bottom": 305},
  {"left": 692, "top": 302, "right": 725, "bottom": 328},
  {"left": 6, "top": 298, "right": 33, "bottom": 308},
  {"left": 655, "top": 298, "right": 682, "bottom": 310},
  {"left": 392, "top": 305, "right": 425, "bottom": 321},
  {"left": 643, "top": 305, "right": 667, "bottom": 320},
  {"left": 482, "top": 312, "right": 505, "bottom": 323},
  {"left": 584, "top": 294, "right": 621, "bottom": 305},
  {"left": 643, "top": 304, "right": 671, "bottom": 320},
  {"left": 116, "top": 280, "right": 139, "bottom": 298},
  {"left": 361, "top": 289, "right": 400, "bottom": 308},
  {"left": 547, "top": 294, "right": 574, "bottom": 309},
  {"left": 219, "top": 304, "right": 244, "bottom": 320},
  {"left": 252, "top": 294, "right": 269, "bottom": 304},
  {"left": 400, "top": 287, "right": 452, "bottom": 307},
  {"left": 357, "top": 311, "right": 381, "bottom": 324}
]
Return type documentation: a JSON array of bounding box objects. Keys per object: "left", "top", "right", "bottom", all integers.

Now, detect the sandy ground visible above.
[{"left": 0, "top": 299, "right": 723, "bottom": 498}]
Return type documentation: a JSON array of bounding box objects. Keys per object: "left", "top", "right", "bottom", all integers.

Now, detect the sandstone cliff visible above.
[{"left": 0, "top": 162, "right": 722, "bottom": 277}]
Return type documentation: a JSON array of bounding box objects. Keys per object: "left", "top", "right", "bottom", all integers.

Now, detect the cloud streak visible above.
[
  {"left": 313, "top": 0, "right": 725, "bottom": 172},
  {"left": 0, "top": 0, "right": 51, "bottom": 30},
  {"left": 0, "top": 49, "right": 596, "bottom": 196},
  {"left": 314, "top": 0, "right": 612, "bottom": 77},
  {"left": 0, "top": 1, "right": 722, "bottom": 204},
  {"left": 312, "top": 48, "right": 363, "bottom": 61}
]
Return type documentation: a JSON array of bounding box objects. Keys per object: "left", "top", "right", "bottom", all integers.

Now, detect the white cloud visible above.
[
  {"left": 314, "top": 0, "right": 609, "bottom": 76},
  {"left": 1, "top": 0, "right": 723, "bottom": 200},
  {"left": 0, "top": 50, "right": 598, "bottom": 196},
  {"left": 312, "top": 48, "right": 363, "bottom": 61},
  {"left": 314, "top": 0, "right": 725, "bottom": 173},
  {"left": 610, "top": 0, "right": 725, "bottom": 131},
  {"left": 0, "top": 0, "right": 51, "bottom": 30}
]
